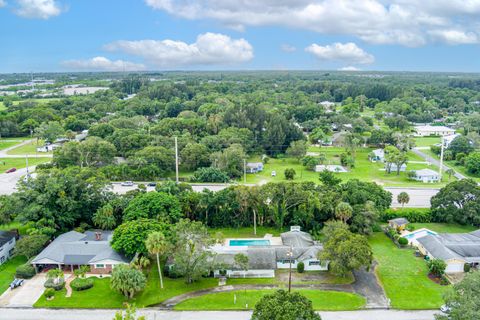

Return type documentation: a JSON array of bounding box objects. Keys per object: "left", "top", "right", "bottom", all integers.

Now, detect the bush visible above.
[
  {"left": 406, "top": 224, "right": 415, "bottom": 232},
  {"left": 464, "top": 263, "right": 471, "bottom": 273},
  {"left": 15, "top": 264, "right": 36, "bottom": 279},
  {"left": 297, "top": 262, "right": 305, "bottom": 273},
  {"left": 398, "top": 237, "right": 408, "bottom": 246},
  {"left": 164, "top": 265, "right": 182, "bottom": 279},
  {"left": 44, "top": 278, "right": 65, "bottom": 291},
  {"left": 440, "top": 276, "right": 450, "bottom": 286},
  {"left": 191, "top": 167, "right": 230, "bottom": 183},
  {"left": 427, "top": 259, "right": 447, "bottom": 277},
  {"left": 381, "top": 208, "right": 432, "bottom": 223},
  {"left": 71, "top": 277, "right": 94, "bottom": 291},
  {"left": 387, "top": 228, "right": 396, "bottom": 238},
  {"left": 43, "top": 288, "right": 55, "bottom": 299}
]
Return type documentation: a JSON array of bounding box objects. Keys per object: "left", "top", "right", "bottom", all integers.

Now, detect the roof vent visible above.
[
  {"left": 95, "top": 232, "right": 102, "bottom": 241},
  {"left": 290, "top": 226, "right": 301, "bottom": 232},
  {"left": 85, "top": 241, "right": 88, "bottom": 244}
]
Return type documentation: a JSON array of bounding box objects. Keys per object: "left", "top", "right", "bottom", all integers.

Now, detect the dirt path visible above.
[{"left": 65, "top": 275, "right": 75, "bottom": 298}]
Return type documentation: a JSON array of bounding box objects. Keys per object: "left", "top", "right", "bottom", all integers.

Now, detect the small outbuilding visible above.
[
  {"left": 388, "top": 218, "right": 410, "bottom": 231},
  {"left": 370, "top": 149, "right": 385, "bottom": 162},
  {"left": 246, "top": 162, "right": 264, "bottom": 174},
  {"left": 412, "top": 169, "right": 440, "bottom": 183}
]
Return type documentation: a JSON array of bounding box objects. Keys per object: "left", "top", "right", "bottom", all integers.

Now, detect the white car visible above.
[
  {"left": 440, "top": 305, "right": 451, "bottom": 313},
  {"left": 271, "top": 170, "right": 276, "bottom": 177},
  {"left": 121, "top": 181, "right": 135, "bottom": 187}
]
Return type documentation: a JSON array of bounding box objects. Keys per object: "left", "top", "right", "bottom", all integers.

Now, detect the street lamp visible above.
[{"left": 286, "top": 246, "right": 293, "bottom": 293}]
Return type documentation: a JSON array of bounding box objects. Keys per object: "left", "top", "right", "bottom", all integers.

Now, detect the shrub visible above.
[
  {"left": 398, "top": 237, "right": 408, "bottom": 246},
  {"left": 464, "top": 263, "right": 471, "bottom": 273},
  {"left": 427, "top": 259, "right": 447, "bottom": 277},
  {"left": 71, "top": 277, "right": 94, "bottom": 291},
  {"left": 43, "top": 288, "right": 55, "bottom": 299},
  {"left": 164, "top": 265, "right": 181, "bottom": 279},
  {"left": 284, "top": 168, "right": 296, "bottom": 180},
  {"left": 393, "top": 234, "right": 400, "bottom": 241},
  {"left": 387, "top": 228, "right": 396, "bottom": 238},
  {"left": 440, "top": 276, "right": 450, "bottom": 286},
  {"left": 381, "top": 208, "right": 432, "bottom": 223},
  {"left": 15, "top": 264, "right": 36, "bottom": 279},
  {"left": 191, "top": 167, "right": 230, "bottom": 183},
  {"left": 297, "top": 262, "right": 305, "bottom": 273},
  {"left": 406, "top": 224, "right": 415, "bottom": 232},
  {"left": 44, "top": 278, "right": 65, "bottom": 291}
]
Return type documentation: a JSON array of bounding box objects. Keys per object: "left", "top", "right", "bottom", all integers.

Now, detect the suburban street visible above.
[
  {"left": 0, "top": 166, "right": 36, "bottom": 195},
  {"left": 386, "top": 187, "right": 439, "bottom": 208},
  {"left": 412, "top": 148, "right": 466, "bottom": 180},
  {"left": 0, "top": 308, "right": 438, "bottom": 320}
]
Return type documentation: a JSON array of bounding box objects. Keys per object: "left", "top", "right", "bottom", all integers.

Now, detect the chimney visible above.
[{"left": 95, "top": 232, "right": 102, "bottom": 241}]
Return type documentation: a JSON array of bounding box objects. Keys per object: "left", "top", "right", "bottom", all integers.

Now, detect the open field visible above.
[
  {"left": 174, "top": 289, "right": 366, "bottom": 311},
  {"left": 244, "top": 147, "right": 447, "bottom": 187},
  {"left": 0, "top": 157, "right": 50, "bottom": 171},
  {"left": 0, "top": 138, "right": 27, "bottom": 150},
  {"left": 7, "top": 140, "right": 50, "bottom": 155},
  {"left": 369, "top": 232, "right": 448, "bottom": 309},
  {"left": 0, "top": 256, "right": 28, "bottom": 295},
  {"left": 413, "top": 137, "right": 441, "bottom": 147}
]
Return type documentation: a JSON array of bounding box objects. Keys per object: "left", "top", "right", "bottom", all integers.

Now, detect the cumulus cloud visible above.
[
  {"left": 61, "top": 57, "right": 146, "bottom": 72},
  {"left": 306, "top": 42, "right": 374, "bottom": 65},
  {"left": 281, "top": 44, "right": 297, "bottom": 52},
  {"left": 14, "top": 0, "right": 62, "bottom": 19},
  {"left": 144, "top": 0, "right": 480, "bottom": 46},
  {"left": 338, "top": 66, "right": 361, "bottom": 71},
  {"left": 428, "top": 29, "right": 479, "bottom": 45},
  {"left": 104, "top": 33, "right": 253, "bottom": 67}
]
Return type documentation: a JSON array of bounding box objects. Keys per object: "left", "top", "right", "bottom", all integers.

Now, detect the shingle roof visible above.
[
  {"left": 281, "top": 231, "right": 315, "bottom": 248},
  {"left": 0, "top": 231, "right": 15, "bottom": 247},
  {"left": 389, "top": 218, "right": 409, "bottom": 225},
  {"left": 32, "top": 230, "right": 128, "bottom": 265},
  {"left": 415, "top": 169, "right": 439, "bottom": 177},
  {"left": 417, "top": 229, "right": 480, "bottom": 262}
]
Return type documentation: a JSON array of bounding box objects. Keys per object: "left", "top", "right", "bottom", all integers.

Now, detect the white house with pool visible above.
[{"left": 210, "top": 226, "right": 328, "bottom": 278}]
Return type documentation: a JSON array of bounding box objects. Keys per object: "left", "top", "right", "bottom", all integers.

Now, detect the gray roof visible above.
[
  {"left": 281, "top": 231, "right": 314, "bottom": 248},
  {"left": 389, "top": 218, "right": 409, "bottom": 225},
  {"left": 213, "top": 247, "right": 277, "bottom": 270},
  {"left": 0, "top": 231, "right": 15, "bottom": 247},
  {"left": 417, "top": 229, "right": 480, "bottom": 262},
  {"left": 415, "top": 169, "right": 439, "bottom": 177},
  {"left": 32, "top": 230, "right": 128, "bottom": 265}
]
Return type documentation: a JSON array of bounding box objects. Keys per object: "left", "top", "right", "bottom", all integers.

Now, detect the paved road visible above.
[
  {"left": 412, "top": 148, "right": 465, "bottom": 180},
  {"left": 0, "top": 308, "right": 438, "bottom": 320},
  {"left": 386, "top": 187, "right": 439, "bottom": 208},
  {"left": 0, "top": 166, "right": 37, "bottom": 195}
]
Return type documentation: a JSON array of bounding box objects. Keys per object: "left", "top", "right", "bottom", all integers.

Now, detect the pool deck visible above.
[{"left": 401, "top": 228, "right": 437, "bottom": 246}]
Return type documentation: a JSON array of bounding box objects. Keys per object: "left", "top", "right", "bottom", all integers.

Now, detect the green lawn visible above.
[
  {"left": 228, "top": 270, "right": 354, "bottom": 286},
  {"left": 0, "top": 157, "right": 50, "bottom": 171},
  {"left": 0, "top": 101, "right": 5, "bottom": 111},
  {"left": 0, "top": 256, "right": 28, "bottom": 294},
  {"left": 7, "top": 140, "right": 51, "bottom": 155},
  {"left": 0, "top": 138, "right": 26, "bottom": 150},
  {"left": 369, "top": 232, "right": 449, "bottom": 309},
  {"left": 210, "top": 227, "right": 287, "bottom": 238},
  {"left": 414, "top": 137, "right": 441, "bottom": 147},
  {"left": 174, "top": 289, "right": 365, "bottom": 311},
  {"left": 412, "top": 223, "right": 477, "bottom": 234},
  {"left": 0, "top": 222, "right": 31, "bottom": 235},
  {"left": 243, "top": 147, "right": 447, "bottom": 187}
]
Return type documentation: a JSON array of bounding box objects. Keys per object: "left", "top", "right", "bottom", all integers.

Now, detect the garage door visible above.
[{"left": 446, "top": 263, "right": 464, "bottom": 273}]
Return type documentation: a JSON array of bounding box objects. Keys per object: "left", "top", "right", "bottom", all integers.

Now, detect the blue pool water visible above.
[
  {"left": 229, "top": 239, "right": 270, "bottom": 246},
  {"left": 405, "top": 230, "right": 436, "bottom": 239}
]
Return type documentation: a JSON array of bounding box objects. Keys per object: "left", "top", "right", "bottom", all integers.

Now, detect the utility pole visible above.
[
  {"left": 287, "top": 247, "right": 293, "bottom": 293},
  {"left": 25, "top": 154, "right": 30, "bottom": 178},
  {"left": 243, "top": 159, "right": 247, "bottom": 184},
  {"left": 253, "top": 209, "right": 257, "bottom": 235},
  {"left": 439, "top": 136, "right": 445, "bottom": 181},
  {"left": 174, "top": 136, "right": 179, "bottom": 184}
]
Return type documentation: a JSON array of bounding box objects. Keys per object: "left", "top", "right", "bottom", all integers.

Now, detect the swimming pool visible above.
[
  {"left": 404, "top": 229, "right": 436, "bottom": 239},
  {"left": 229, "top": 239, "right": 271, "bottom": 246}
]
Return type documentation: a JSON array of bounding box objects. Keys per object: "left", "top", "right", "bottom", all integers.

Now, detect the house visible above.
[
  {"left": 36, "top": 143, "right": 59, "bottom": 153},
  {"left": 414, "top": 125, "right": 455, "bottom": 137},
  {"left": 0, "top": 231, "right": 16, "bottom": 265},
  {"left": 314, "top": 165, "right": 348, "bottom": 173},
  {"left": 386, "top": 163, "right": 407, "bottom": 172},
  {"left": 388, "top": 218, "right": 409, "bottom": 231},
  {"left": 417, "top": 230, "right": 480, "bottom": 273},
  {"left": 442, "top": 134, "right": 461, "bottom": 148},
  {"left": 246, "top": 162, "right": 264, "bottom": 174},
  {"left": 370, "top": 149, "right": 385, "bottom": 162},
  {"left": 75, "top": 130, "right": 88, "bottom": 142},
  {"left": 412, "top": 169, "right": 439, "bottom": 183},
  {"left": 211, "top": 227, "right": 328, "bottom": 278},
  {"left": 31, "top": 230, "right": 129, "bottom": 274}
]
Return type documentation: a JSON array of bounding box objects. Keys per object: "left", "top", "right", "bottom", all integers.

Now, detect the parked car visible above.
[
  {"left": 9, "top": 278, "right": 24, "bottom": 289},
  {"left": 5, "top": 167, "right": 16, "bottom": 173},
  {"left": 440, "top": 305, "right": 451, "bottom": 313},
  {"left": 121, "top": 181, "right": 134, "bottom": 187},
  {"left": 271, "top": 170, "right": 276, "bottom": 177},
  {"left": 147, "top": 182, "right": 157, "bottom": 187}
]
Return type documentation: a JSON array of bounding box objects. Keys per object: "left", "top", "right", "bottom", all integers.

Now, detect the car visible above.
[
  {"left": 9, "top": 278, "right": 24, "bottom": 289},
  {"left": 121, "top": 181, "right": 135, "bottom": 187},
  {"left": 5, "top": 167, "right": 17, "bottom": 173},
  {"left": 147, "top": 182, "right": 157, "bottom": 187},
  {"left": 271, "top": 170, "right": 276, "bottom": 177},
  {"left": 440, "top": 305, "right": 451, "bottom": 313}
]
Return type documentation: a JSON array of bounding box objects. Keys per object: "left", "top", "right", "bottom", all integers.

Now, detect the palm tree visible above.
[
  {"left": 446, "top": 169, "right": 455, "bottom": 181},
  {"left": 73, "top": 265, "right": 90, "bottom": 279},
  {"left": 335, "top": 202, "right": 353, "bottom": 223},
  {"left": 145, "top": 232, "right": 169, "bottom": 289},
  {"left": 397, "top": 192, "right": 410, "bottom": 208},
  {"left": 131, "top": 256, "right": 150, "bottom": 271},
  {"left": 47, "top": 268, "right": 64, "bottom": 285}
]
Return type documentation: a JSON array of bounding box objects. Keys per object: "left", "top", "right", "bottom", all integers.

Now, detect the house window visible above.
[
  {"left": 278, "top": 259, "right": 295, "bottom": 264},
  {"left": 95, "top": 264, "right": 105, "bottom": 268},
  {"left": 309, "top": 261, "right": 320, "bottom": 266}
]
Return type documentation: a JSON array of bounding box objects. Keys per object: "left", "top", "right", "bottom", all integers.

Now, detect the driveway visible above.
[
  {"left": 0, "top": 274, "right": 46, "bottom": 307},
  {"left": 353, "top": 263, "right": 388, "bottom": 308}
]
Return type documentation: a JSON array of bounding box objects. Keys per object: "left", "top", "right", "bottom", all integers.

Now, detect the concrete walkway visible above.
[{"left": 65, "top": 275, "right": 75, "bottom": 298}]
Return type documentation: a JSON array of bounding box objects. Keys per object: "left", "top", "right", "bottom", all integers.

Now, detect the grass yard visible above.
[
  {"left": 0, "top": 256, "right": 28, "bottom": 295},
  {"left": 174, "top": 289, "right": 365, "bottom": 311},
  {"left": 0, "top": 222, "right": 31, "bottom": 235},
  {"left": 412, "top": 223, "right": 477, "bottom": 234},
  {"left": 228, "top": 270, "right": 354, "bottom": 286},
  {"left": 210, "top": 227, "right": 287, "bottom": 238},
  {"left": 424, "top": 149, "right": 480, "bottom": 183},
  {"left": 244, "top": 147, "right": 446, "bottom": 187},
  {"left": 0, "top": 138, "right": 26, "bottom": 150},
  {"left": 0, "top": 157, "right": 50, "bottom": 171},
  {"left": 369, "top": 232, "right": 448, "bottom": 309},
  {"left": 7, "top": 140, "right": 50, "bottom": 155},
  {"left": 414, "top": 136, "right": 441, "bottom": 147}
]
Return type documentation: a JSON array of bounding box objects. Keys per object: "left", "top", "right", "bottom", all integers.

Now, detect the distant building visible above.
[
  {"left": 0, "top": 231, "right": 16, "bottom": 265},
  {"left": 36, "top": 143, "right": 59, "bottom": 153},
  {"left": 412, "top": 169, "right": 440, "bottom": 183},
  {"left": 315, "top": 165, "right": 348, "bottom": 173},
  {"left": 388, "top": 218, "right": 409, "bottom": 231},
  {"left": 370, "top": 149, "right": 385, "bottom": 162},
  {"left": 386, "top": 163, "right": 407, "bottom": 172},
  {"left": 442, "top": 134, "right": 461, "bottom": 148},
  {"left": 75, "top": 130, "right": 89, "bottom": 142},
  {"left": 246, "top": 162, "right": 264, "bottom": 174},
  {"left": 414, "top": 125, "right": 455, "bottom": 137}
]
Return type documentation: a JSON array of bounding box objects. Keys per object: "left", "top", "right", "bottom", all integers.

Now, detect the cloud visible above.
[
  {"left": 14, "top": 0, "right": 62, "bottom": 19},
  {"left": 0, "top": 0, "right": 6, "bottom": 8},
  {"left": 61, "top": 57, "right": 146, "bottom": 72},
  {"left": 144, "top": 0, "right": 480, "bottom": 46},
  {"left": 104, "top": 32, "right": 253, "bottom": 67},
  {"left": 428, "top": 29, "right": 479, "bottom": 45},
  {"left": 306, "top": 42, "right": 374, "bottom": 64},
  {"left": 338, "top": 66, "right": 361, "bottom": 71},
  {"left": 281, "top": 44, "right": 297, "bottom": 52}
]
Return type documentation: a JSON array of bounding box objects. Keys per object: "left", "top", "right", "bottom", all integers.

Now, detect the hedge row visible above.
[
  {"left": 381, "top": 208, "right": 432, "bottom": 223},
  {"left": 71, "top": 278, "right": 94, "bottom": 291},
  {"left": 15, "top": 264, "right": 36, "bottom": 279},
  {"left": 44, "top": 278, "right": 65, "bottom": 291}
]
